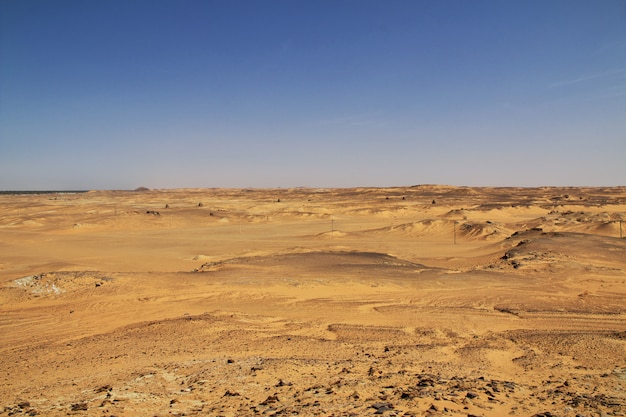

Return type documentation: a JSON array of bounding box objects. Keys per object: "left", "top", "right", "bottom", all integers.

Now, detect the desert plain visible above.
[{"left": 0, "top": 185, "right": 625, "bottom": 417}]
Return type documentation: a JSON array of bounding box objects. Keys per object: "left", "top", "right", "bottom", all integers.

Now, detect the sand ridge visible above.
[{"left": 0, "top": 186, "right": 625, "bottom": 416}]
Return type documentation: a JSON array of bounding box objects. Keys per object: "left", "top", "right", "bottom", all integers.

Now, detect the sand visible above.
[{"left": 0, "top": 185, "right": 625, "bottom": 416}]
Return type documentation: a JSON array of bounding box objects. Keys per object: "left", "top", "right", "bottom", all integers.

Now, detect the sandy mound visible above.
[
  {"left": 194, "top": 250, "right": 427, "bottom": 274},
  {"left": 367, "top": 219, "right": 451, "bottom": 237},
  {"left": 498, "top": 231, "right": 626, "bottom": 272},
  {"left": 456, "top": 221, "right": 511, "bottom": 240},
  {"left": 314, "top": 230, "right": 348, "bottom": 239}
]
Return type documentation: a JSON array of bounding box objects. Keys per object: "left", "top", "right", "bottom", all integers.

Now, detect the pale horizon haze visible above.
[{"left": 1, "top": 0, "right": 625, "bottom": 190}]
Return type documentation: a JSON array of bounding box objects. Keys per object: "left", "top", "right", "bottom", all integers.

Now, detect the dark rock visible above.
[
  {"left": 275, "top": 379, "right": 293, "bottom": 387},
  {"left": 399, "top": 391, "right": 413, "bottom": 399},
  {"left": 417, "top": 377, "right": 435, "bottom": 387},
  {"left": 223, "top": 390, "right": 240, "bottom": 396},
  {"left": 502, "top": 381, "right": 516, "bottom": 390},
  {"left": 371, "top": 402, "right": 393, "bottom": 410},
  {"left": 70, "top": 403, "right": 88, "bottom": 411},
  {"left": 466, "top": 391, "right": 479, "bottom": 399}
]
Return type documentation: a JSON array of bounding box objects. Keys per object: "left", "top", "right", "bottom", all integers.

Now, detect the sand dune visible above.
[{"left": 0, "top": 186, "right": 625, "bottom": 416}]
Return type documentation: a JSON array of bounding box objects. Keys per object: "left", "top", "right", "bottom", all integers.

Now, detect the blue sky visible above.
[{"left": 1, "top": 0, "right": 625, "bottom": 189}]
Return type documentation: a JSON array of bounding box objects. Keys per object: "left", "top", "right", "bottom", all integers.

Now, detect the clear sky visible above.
[{"left": 1, "top": 0, "right": 625, "bottom": 190}]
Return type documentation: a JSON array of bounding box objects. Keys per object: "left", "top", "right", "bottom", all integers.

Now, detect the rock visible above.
[
  {"left": 95, "top": 385, "right": 112, "bottom": 393},
  {"left": 466, "top": 391, "right": 479, "bottom": 399},
  {"left": 275, "top": 379, "right": 293, "bottom": 387},
  {"left": 371, "top": 402, "right": 394, "bottom": 411},
  {"left": 70, "top": 403, "right": 88, "bottom": 411},
  {"left": 260, "top": 395, "right": 279, "bottom": 405},
  {"left": 399, "top": 390, "right": 413, "bottom": 399},
  {"left": 223, "top": 390, "right": 240, "bottom": 396}
]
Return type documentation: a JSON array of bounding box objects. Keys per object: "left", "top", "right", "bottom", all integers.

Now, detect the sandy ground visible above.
[{"left": 1, "top": 185, "right": 625, "bottom": 417}]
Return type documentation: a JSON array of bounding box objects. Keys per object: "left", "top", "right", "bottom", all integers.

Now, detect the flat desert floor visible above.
[{"left": 1, "top": 185, "right": 625, "bottom": 417}]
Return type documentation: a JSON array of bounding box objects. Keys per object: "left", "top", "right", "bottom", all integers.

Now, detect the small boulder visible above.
[{"left": 70, "top": 403, "right": 88, "bottom": 411}]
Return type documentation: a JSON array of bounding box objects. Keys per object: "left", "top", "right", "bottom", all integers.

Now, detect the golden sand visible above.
[{"left": 1, "top": 186, "right": 625, "bottom": 416}]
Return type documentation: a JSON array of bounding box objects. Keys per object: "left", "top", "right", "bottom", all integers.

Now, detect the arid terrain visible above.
[{"left": 1, "top": 185, "right": 625, "bottom": 417}]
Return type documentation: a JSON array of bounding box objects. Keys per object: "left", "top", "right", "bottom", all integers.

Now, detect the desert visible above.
[{"left": 0, "top": 185, "right": 625, "bottom": 417}]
